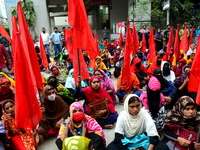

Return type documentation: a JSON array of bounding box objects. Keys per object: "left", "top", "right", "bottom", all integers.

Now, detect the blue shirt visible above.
[{"left": 50, "top": 32, "right": 61, "bottom": 44}]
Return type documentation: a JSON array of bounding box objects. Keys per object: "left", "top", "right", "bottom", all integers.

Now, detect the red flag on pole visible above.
[
  {"left": 189, "top": 27, "right": 194, "bottom": 47},
  {"left": 0, "top": 24, "right": 11, "bottom": 43},
  {"left": 122, "top": 19, "right": 132, "bottom": 81},
  {"left": 174, "top": 24, "right": 181, "bottom": 61},
  {"left": 132, "top": 22, "right": 139, "bottom": 56},
  {"left": 149, "top": 26, "right": 156, "bottom": 64},
  {"left": 119, "top": 31, "right": 123, "bottom": 48},
  {"left": 64, "top": 28, "right": 74, "bottom": 59},
  {"left": 12, "top": 16, "right": 42, "bottom": 129},
  {"left": 167, "top": 26, "right": 173, "bottom": 52},
  {"left": 179, "top": 23, "right": 188, "bottom": 53},
  {"left": 141, "top": 32, "right": 147, "bottom": 54},
  {"left": 40, "top": 34, "right": 49, "bottom": 68},
  {"left": 17, "top": 1, "right": 43, "bottom": 90},
  {"left": 11, "top": 17, "right": 18, "bottom": 61}
]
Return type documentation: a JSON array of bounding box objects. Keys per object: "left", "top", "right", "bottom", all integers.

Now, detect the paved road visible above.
[{"left": 38, "top": 68, "right": 124, "bottom": 149}]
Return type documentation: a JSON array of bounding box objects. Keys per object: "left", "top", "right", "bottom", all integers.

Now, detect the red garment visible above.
[
  {"left": 132, "top": 22, "right": 139, "bottom": 56},
  {"left": 17, "top": 2, "right": 43, "bottom": 90},
  {"left": 0, "top": 78, "right": 14, "bottom": 103},
  {"left": 82, "top": 76, "right": 116, "bottom": 114},
  {"left": 174, "top": 24, "right": 181, "bottom": 61},
  {"left": 40, "top": 34, "right": 48, "bottom": 68},
  {"left": 119, "top": 32, "right": 123, "bottom": 48},
  {"left": 189, "top": 27, "right": 194, "bottom": 48},
  {"left": 149, "top": 26, "right": 156, "bottom": 64},
  {"left": 172, "top": 58, "right": 186, "bottom": 77},
  {"left": 180, "top": 24, "right": 188, "bottom": 53},
  {"left": 148, "top": 56, "right": 161, "bottom": 77},
  {"left": 167, "top": 26, "right": 173, "bottom": 52},
  {"left": 106, "top": 42, "right": 112, "bottom": 50},
  {"left": 12, "top": 15, "right": 42, "bottom": 129},
  {"left": 141, "top": 32, "right": 147, "bottom": 54},
  {"left": 64, "top": 28, "right": 73, "bottom": 59},
  {"left": 0, "top": 44, "right": 9, "bottom": 69},
  {"left": 162, "top": 51, "right": 174, "bottom": 64},
  {"left": 131, "top": 58, "right": 148, "bottom": 74},
  {"left": 0, "top": 24, "right": 11, "bottom": 43}
]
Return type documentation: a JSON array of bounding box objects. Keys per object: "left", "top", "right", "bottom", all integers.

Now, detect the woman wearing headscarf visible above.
[
  {"left": 154, "top": 29, "right": 163, "bottom": 51},
  {"left": 107, "top": 94, "right": 168, "bottom": 150},
  {"left": 148, "top": 56, "right": 162, "bottom": 77},
  {"left": 163, "top": 96, "right": 200, "bottom": 150},
  {"left": 138, "top": 51, "right": 148, "bottom": 68},
  {"left": 140, "top": 77, "right": 166, "bottom": 129},
  {"left": 153, "top": 68, "right": 177, "bottom": 110},
  {"left": 2, "top": 100, "right": 39, "bottom": 149},
  {"left": 98, "top": 41, "right": 105, "bottom": 51},
  {"left": 38, "top": 85, "right": 69, "bottom": 138},
  {"left": 95, "top": 56, "right": 108, "bottom": 72},
  {"left": 116, "top": 72, "right": 143, "bottom": 104},
  {"left": 172, "top": 58, "right": 187, "bottom": 77},
  {"left": 187, "top": 52, "right": 195, "bottom": 65},
  {"left": 0, "top": 72, "right": 15, "bottom": 87},
  {"left": 113, "top": 47, "right": 121, "bottom": 64},
  {"left": 186, "top": 43, "right": 196, "bottom": 57},
  {"left": 131, "top": 58, "right": 148, "bottom": 88},
  {"left": 56, "top": 102, "right": 106, "bottom": 150},
  {"left": 47, "top": 76, "right": 74, "bottom": 106},
  {"left": 50, "top": 65, "right": 66, "bottom": 85},
  {"left": 54, "top": 62, "right": 68, "bottom": 78},
  {"left": 101, "top": 49, "right": 111, "bottom": 70},
  {"left": 162, "top": 51, "right": 174, "bottom": 65},
  {"left": 74, "top": 76, "right": 118, "bottom": 129},
  {"left": 161, "top": 61, "right": 175, "bottom": 82}
]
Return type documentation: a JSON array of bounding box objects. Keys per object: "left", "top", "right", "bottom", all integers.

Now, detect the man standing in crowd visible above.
[
  {"left": 61, "top": 27, "right": 66, "bottom": 48},
  {"left": 50, "top": 27, "right": 61, "bottom": 56},
  {"left": 41, "top": 27, "right": 51, "bottom": 56},
  {"left": 179, "top": 23, "right": 189, "bottom": 40},
  {"left": 102, "top": 26, "right": 109, "bottom": 40},
  {"left": 164, "top": 24, "right": 171, "bottom": 45}
]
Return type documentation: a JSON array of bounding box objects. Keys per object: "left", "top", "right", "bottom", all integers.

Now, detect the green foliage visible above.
[
  {"left": 4, "top": 26, "right": 10, "bottom": 36},
  {"left": 11, "top": 0, "right": 36, "bottom": 28}
]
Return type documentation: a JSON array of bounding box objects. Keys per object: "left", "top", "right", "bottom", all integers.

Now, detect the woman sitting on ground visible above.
[
  {"left": 161, "top": 61, "right": 175, "bottom": 82},
  {"left": 50, "top": 65, "right": 66, "bottom": 85},
  {"left": 148, "top": 56, "right": 162, "bottom": 77},
  {"left": 187, "top": 52, "right": 195, "bottom": 65},
  {"left": 47, "top": 76, "right": 74, "bottom": 106},
  {"left": 55, "top": 62, "right": 68, "bottom": 78},
  {"left": 113, "top": 47, "right": 121, "bottom": 64},
  {"left": 162, "top": 51, "right": 174, "bottom": 65},
  {"left": 74, "top": 76, "right": 118, "bottom": 129},
  {"left": 140, "top": 77, "right": 166, "bottom": 129},
  {"left": 2, "top": 100, "right": 39, "bottom": 149},
  {"left": 137, "top": 51, "right": 148, "bottom": 68},
  {"left": 56, "top": 102, "right": 106, "bottom": 150},
  {"left": 106, "top": 94, "right": 168, "bottom": 150},
  {"left": 0, "top": 72, "right": 15, "bottom": 87},
  {"left": 38, "top": 85, "right": 69, "bottom": 138},
  {"left": 172, "top": 58, "right": 186, "bottom": 77},
  {"left": 163, "top": 96, "right": 200, "bottom": 150},
  {"left": 95, "top": 56, "right": 111, "bottom": 77},
  {"left": 94, "top": 69, "right": 117, "bottom": 102},
  {"left": 101, "top": 49, "right": 111, "bottom": 70}
]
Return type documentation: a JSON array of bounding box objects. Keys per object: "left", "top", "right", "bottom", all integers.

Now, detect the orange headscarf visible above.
[{"left": 148, "top": 56, "right": 161, "bottom": 77}]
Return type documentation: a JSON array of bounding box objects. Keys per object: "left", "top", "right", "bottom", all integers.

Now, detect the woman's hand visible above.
[
  {"left": 177, "top": 137, "right": 191, "bottom": 147},
  {"left": 4, "top": 113, "right": 11, "bottom": 123},
  {"left": 194, "top": 142, "right": 200, "bottom": 150},
  {"left": 183, "top": 77, "right": 189, "bottom": 85},
  {"left": 77, "top": 75, "right": 82, "bottom": 89},
  {"left": 95, "top": 110, "right": 107, "bottom": 118},
  {"left": 55, "top": 118, "right": 64, "bottom": 128},
  {"left": 40, "top": 107, "right": 45, "bottom": 113},
  {"left": 31, "top": 130, "right": 37, "bottom": 137},
  {"left": 164, "top": 97, "right": 172, "bottom": 105}
]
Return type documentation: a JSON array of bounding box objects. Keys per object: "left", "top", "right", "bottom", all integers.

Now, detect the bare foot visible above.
[{"left": 102, "top": 124, "right": 113, "bottom": 129}]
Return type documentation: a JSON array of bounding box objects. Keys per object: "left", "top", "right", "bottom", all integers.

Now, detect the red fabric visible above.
[
  {"left": 17, "top": 2, "right": 43, "bottom": 90},
  {"left": 174, "top": 24, "right": 181, "bottom": 61},
  {"left": 0, "top": 44, "right": 9, "bottom": 69},
  {"left": 40, "top": 34, "right": 48, "bottom": 68},
  {"left": 11, "top": 17, "right": 18, "bottom": 62},
  {"left": 119, "top": 32, "right": 123, "bottom": 48},
  {"left": 122, "top": 19, "right": 133, "bottom": 82},
  {"left": 189, "top": 27, "right": 194, "bottom": 47},
  {"left": 68, "top": 0, "right": 96, "bottom": 54},
  {"left": 188, "top": 36, "right": 200, "bottom": 102},
  {"left": 11, "top": 136, "right": 27, "bottom": 150},
  {"left": 180, "top": 24, "right": 188, "bottom": 53},
  {"left": 12, "top": 16, "right": 42, "bottom": 129},
  {"left": 131, "top": 58, "right": 148, "bottom": 74},
  {"left": 82, "top": 76, "right": 116, "bottom": 113},
  {"left": 149, "top": 26, "right": 156, "bottom": 64},
  {"left": 64, "top": 28, "right": 73, "bottom": 59},
  {"left": 148, "top": 56, "right": 161, "bottom": 77},
  {"left": 132, "top": 23, "right": 139, "bottom": 56},
  {"left": 0, "top": 24, "right": 11, "bottom": 43},
  {"left": 167, "top": 26, "right": 173, "bottom": 52},
  {"left": 162, "top": 51, "right": 174, "bottom": 64},
  {"left": 172, "top": 59, "right": 186, "bottom": 77},
  {"left": 141, "top": 32, "right": 147, "bottom": 54}
]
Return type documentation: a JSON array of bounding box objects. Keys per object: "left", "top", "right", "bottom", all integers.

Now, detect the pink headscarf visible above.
[{"left": 148, "top": 77, "right": 161, "bottom": 91}]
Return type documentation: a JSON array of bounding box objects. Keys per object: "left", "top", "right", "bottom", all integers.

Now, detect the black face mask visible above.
[
  {"left": 163, "top": 66, "right": 170, "bottom": 76},
  {"left": 42, "top": 31, "right": 45, "bottom": 33},
  {"left": 157, "top": 59, "right": 161, "bottom": 66},
  {"left": 136, "top": 62, "right": 141, "bottom": 69},
  {"left": 155, "top": 74, "right": 163, "bottom": 83},
  {"left": 49, "top": 80, "right": 57, "bottom": 88}
]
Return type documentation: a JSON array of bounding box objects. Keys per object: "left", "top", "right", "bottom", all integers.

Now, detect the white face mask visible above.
[{"left": 47, "top": 94, "right": 56, "bottom": 101}]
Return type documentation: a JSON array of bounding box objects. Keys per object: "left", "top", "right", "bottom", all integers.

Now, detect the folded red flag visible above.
[
  {"left": 64, "top": 28, "right": 74, "bottom": 59},
  {"left": 132, "top": 22, "right": 139, "bottom": 56},
  {"left": 167, "top": 26, "right": 173, "bottom": 52},
  {"left": 179, "top": 23, "right": 188, "bottom": 53},
  {"left": 119, "top": 31, "right": 123, "bottom": 48},
  {"left": 149, "top": 26, "right": 156, "bottom": 64},
  {"left": 12, "top": 16, "right": 42, "bottom": 129},
  {"left": 40, "top": 34, "right": 49, "bottom": 68},
  {"left": 0, "top": 24, "right": 11, "bottom": 43},
  {"left": 141, "top": 32, "right": 147, "bottom": 54},
  {"left": 174, "top": 24, "right": 181, "bottom": 61}
]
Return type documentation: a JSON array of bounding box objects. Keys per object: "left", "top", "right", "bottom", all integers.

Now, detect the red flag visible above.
[
  {"left": 122, "top": 19, "right": 132, "bottom": 81},
  {"left": 149, "top": 26, "right": 156, "bottom": 64},
  {"left": 64, "top": 28, "right": 73, "bottom": 59},
  {"left": 167, "top": 26, "right": 173, "bottom": 52},
  {"left": 174, "top": 24, "right": 181, "bottom": 61},
  {"left": 68, "top": 0, "right": 96, "bottom": 53},
  {"left": 17, "top": 2, "right": 43, "bottom": 90},
  {"left": 189, "top": 27, "right": 194, "bottom": 47},
  {"left": 180, "top": 23, "right": 188, "bottom": 53},
  {"left": 12, "top": 16, "right": 42, "bottom": 129},
  {"left": 132, "top": 23, "right": 139, "bottom": 56},
  {"left": 141, "top": 32, "right": 147, "bottom": 54},
  {"left": 119, "top": 31, "right": 123, "bottom": 48},
  {"left": 11, "top": 17, "right": 18, "bottom": 61},
  {"left": 40, "top": 34, "right": 49, "bottom": 68},
  {"left": 0, "top": 24, "right": 11, "bottom": 43}
]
